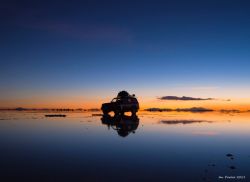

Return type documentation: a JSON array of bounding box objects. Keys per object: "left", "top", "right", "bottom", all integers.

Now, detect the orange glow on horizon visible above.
[
  {"left": 0, "top": 92, "right": 250, "bottom": 111},
  {"left": 1, "top": 99, "right": 250, "bottom": 111}
]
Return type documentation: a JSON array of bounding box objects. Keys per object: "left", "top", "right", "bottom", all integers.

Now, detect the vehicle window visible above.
[{"left": 132, "top": 98, "right": 137, "bottom": 102}]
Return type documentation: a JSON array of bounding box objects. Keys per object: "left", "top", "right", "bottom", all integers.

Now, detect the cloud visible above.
[
  {"left": 192, "top": 131, "right": 218, "bottom": 136},
  {"left": 15, "top": 19, "right": 133, "bottom": 43},
  {"left": 158, "top": 96, "right": 214, "bottom": 101},
  {"left": 1, "top": 2, "right": 134, "bottom": 43},
  {"left": 191, "top": 86, "right": 219, "bottom": 90},
  {"left": 29, "top": 22, "right": 134, "bottom": 43}
]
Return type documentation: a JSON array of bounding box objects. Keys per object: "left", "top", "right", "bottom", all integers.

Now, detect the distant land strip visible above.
[
  {"left": 145, "top": 107, "right": 247, "bottom": 113},
  {"left": 0, "top": 107, "right": 101, "bottom": 112},
  {"left": 0, "top": 107, "right": 249, "bottom": 113}
]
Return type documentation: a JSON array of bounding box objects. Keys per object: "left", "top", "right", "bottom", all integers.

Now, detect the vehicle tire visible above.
[
  {"left": 114, "top": 110, "right": 120, "bottom": 116},
  {"left": 102, "top": 109, "right": 109, "bottom": 115},
  {"left": 120, "top": 111, "right": 124, "bottom": 116},
  {"left": 131, "top": 108, "right": 137, "bottom": 115}
]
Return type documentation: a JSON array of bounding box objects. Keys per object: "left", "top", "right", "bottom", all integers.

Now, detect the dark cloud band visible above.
[{"left": 159, "top": 96, "right": 214, "bottom": 101}]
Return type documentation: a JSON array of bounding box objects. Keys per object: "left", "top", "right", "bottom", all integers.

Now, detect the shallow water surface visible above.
[{"left": 0, "top": 111, "right": 250, "bottom": 181}]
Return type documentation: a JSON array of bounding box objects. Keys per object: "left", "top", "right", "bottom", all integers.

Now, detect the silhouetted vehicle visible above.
[
  {"left": 101, "top": 114, "right": 139, "bottom": 137},
  {"left": 101, "top": 91, "right": 139, "bottom": 115}
]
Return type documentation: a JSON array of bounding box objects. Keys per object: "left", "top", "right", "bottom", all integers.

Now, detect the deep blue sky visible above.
[{"left": 1, "top": 0, "right": 250, "bottom": 107}]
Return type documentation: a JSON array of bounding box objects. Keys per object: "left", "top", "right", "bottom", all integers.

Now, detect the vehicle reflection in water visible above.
[{"left": 101, "top": 114, "right": 139, "bottom": 137}]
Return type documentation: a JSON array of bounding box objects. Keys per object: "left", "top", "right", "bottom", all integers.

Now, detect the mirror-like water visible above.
[{"left": 0, "top": 111, "right": 249, "bottom": 181}]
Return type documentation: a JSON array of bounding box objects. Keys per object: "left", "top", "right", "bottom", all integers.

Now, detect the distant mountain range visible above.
[
  {"left": 145, "top": 107, "right": 214, "bottom": 112},
  {"left": 0, "top": 107, "right": 101, "bottom": 112},
  {"left": 144, "top": 107, "right": 248, "bottom": 113},
  {"left": 0, "top": 107, "right": 249, "bottom": 113}
]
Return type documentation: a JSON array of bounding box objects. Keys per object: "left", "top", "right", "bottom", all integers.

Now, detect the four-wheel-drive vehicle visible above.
[{"left": 101, "top": 91, "right": 139, "bottom": 115}]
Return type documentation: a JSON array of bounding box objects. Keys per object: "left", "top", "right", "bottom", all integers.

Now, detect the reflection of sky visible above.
[
  {"left": 0, "top": 111, "right": 250, "bottom": 181},
  {"left": 1, "top": 1, "right": 250, "bottom": 108}
]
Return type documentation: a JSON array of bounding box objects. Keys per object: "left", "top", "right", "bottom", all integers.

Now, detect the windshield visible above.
[
  {"left": 111, "top": 98, "right": 121, "bottom": 102},
  {"left": 111, "top": 98, "right": 117, "bottom": 102}
]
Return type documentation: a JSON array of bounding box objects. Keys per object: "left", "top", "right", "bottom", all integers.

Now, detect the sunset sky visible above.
[{"left": 1, "top": 0, "right": 250, "bottom": 110}]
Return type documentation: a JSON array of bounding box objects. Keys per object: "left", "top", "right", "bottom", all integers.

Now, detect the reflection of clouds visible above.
[
  {"left": 159, "top": 120, "right": 213, "bottom": 125},
  {"left": 192, "top": 131, "right": 218, "bottom": 136}
]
